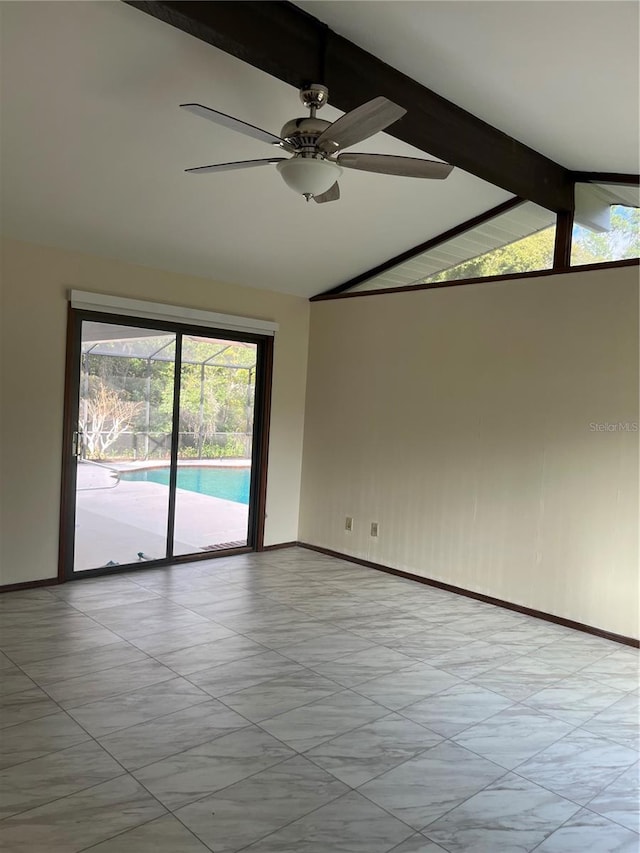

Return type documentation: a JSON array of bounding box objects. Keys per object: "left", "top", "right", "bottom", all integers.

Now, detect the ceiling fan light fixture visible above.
[{"left": 276, "top": 157, "right": 342, "bottom": 199}]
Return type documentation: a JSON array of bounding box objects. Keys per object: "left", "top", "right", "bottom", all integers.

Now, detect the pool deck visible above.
[{"left": 74, "top": 461, "right": 249, "bottom": 571}]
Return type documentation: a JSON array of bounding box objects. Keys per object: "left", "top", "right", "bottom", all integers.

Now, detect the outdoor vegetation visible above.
[
  {"left": 423, "top": 204, "right": 639, "bottom": 284},
  {"left": 79, "top": 339, "right": 256, "bottom": 461}
]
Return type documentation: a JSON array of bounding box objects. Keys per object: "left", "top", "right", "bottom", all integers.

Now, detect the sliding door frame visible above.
[{"left": 58, "top": 306, "right": 273, "bottom": 582}]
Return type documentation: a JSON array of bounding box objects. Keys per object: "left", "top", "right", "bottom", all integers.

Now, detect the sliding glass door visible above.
[{"left": 62, "top": 312, "right": 268, "bottom": 577}]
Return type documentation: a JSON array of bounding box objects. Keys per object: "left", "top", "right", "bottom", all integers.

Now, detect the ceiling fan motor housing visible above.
[{"left": 280, "top": 116, "right": 332, "bottom": 153}]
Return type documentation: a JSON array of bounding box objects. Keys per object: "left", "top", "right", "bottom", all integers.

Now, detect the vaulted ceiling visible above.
[{"left": 1, "top": 1, "right": 637, "bottom": 298}]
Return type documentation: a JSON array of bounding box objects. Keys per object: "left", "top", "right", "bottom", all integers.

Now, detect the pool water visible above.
[{"left": 120, "top": 466, "right": 251, "bottom": 505}]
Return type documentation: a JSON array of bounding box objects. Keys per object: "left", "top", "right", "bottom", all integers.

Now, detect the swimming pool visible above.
[{"left": 120, "top": 466, "right": 251, "bottom": 505}]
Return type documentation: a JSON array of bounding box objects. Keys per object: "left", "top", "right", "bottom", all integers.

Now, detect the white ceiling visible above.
[
  {"left": 298, "top": 1, "right": 640, "bottom": 173},
  {"left": 1, "top": 1, "right": 637, "bottom": 298}
]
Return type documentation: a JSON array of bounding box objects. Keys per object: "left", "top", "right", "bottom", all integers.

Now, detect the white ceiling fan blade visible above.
[
  {"left": 313, "top": 182, "right": 340, "bottom": 204},
  {"left": 316, "top": 97, "right": 406, "bottom": 154},
  {"left": 185, "top": 158, "right": 286, "bottom": 174},
  {"left": 338, "top": 153, "right": 453, "bottom": 179},
  {"left": 180, "top": 103, "right": 284, "bottom": 146}
]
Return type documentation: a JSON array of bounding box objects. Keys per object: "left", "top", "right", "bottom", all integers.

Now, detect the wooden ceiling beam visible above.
[{"left": 124, "top": 0, "right": 574, "bottom": 212}]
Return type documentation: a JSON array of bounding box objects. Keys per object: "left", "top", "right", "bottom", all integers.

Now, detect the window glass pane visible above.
[
  {"left": 75, "top": 323, "right": 175, "bottom": 571},
  {"left": 422, "top": 224, "right": 555, "bottom": 284},
  {"left": 571, "top": 204, "right": 639, "bottom": 266},
  {"left": 351, "top": 201, "right": 556, "bottom": 292},
  {"left": 173, "top": 336, "right": 257, "bottom": 555}
]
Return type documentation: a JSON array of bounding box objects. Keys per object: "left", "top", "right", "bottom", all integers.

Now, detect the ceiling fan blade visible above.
[
  {"left": 313, "top": 182, "right": 340, "bottom": 204},
  {"left": 185, "top": 158, "right": 286, "bottom": 174},
  {"left": 316, "top": 97, "right": 406, "bottom": 153},
  {"left": 180, "top": 103, "right": 284, "bottom": 146},
  {"left": 338, "top": 153, "right": 454, "bottom": 179}
]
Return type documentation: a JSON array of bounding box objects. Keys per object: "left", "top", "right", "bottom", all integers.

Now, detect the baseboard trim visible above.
[
  {"left": 298, "top": 542, "right": 639, "bottom": 649},
  {"left": 0, "top": 577, "right": 60, "bottom": 593},
  {"left": 260, "top": 541, "right": 299, "bottom": 551}
]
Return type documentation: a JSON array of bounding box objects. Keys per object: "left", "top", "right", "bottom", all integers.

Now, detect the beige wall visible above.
[
  {"left": 300, "top": 266, "right": 640, "bottom": 638},
  {"left": 0, "top": 238, "right": 310, "bottom": 584}
]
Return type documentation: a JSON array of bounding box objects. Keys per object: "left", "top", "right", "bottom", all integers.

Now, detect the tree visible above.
[
  {"left": 422, "top": 204, "right": 638, "bottom": 284},
  {"left": 80, "top": 380, "right": 143, "bottom": 459},
  {"left": 571, "top": 205, "right": 640, "bottom": 264},
  {"left": 424, "top": 226, "right": 555, "bottom": 284}
]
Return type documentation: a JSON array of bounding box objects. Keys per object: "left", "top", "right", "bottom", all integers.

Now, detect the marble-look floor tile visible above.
[
  {"left": 240, "top": 790, "right": 413, "bottom": 852},
  {"left": 310, "top": 647, "right": 416, "bottom": 688},
  {"left": 523, "top": 674, "right": 627, "bottom": 725},
  {"left": 517, "top": 728, "right": 638, "bottom": 804},
  {"left": 0, "top": 686, "right": 60, "bottom": 728},
  {"left": 471, "top": 656, "right": 569, "bottom": 701},
  {"left": 259, "top": 689, "right": 388, "bottom": 752},
  {"left": 175, "top": 755, "right": 348, "bottom": 852},
  {"left": 423, "top": 772, "right": 579, "bottom": 851},
  {"left": 79, "top": 813, "right": 212, "bottom": 852},
  {"left": 0, "top": 650, "right": 16, "bottom": 669},
  {"left": 163, "top": 585, "right": 250, "bottom": 609},
  {"left": 0, "top": 775, "right": 165, "bottom": 853},
  {"left": 132, "top": 725, "right": 295, "bottom": 809},
  {"left": 358, "top": 740, "right": 505, "bottom": 829},
  {"left": 534, "top": 808, "right": 639, "bottom": 852},
  {"left": 401, "top": 683, "right": 514, "bottom": 738},
  {"left": 388, "top": 630, "right": 471, "bottom": 661},
  {"left": 220, "top": 670, "right": 340, "bottom": 722},
  {"left": 582, "top": 691, "right": 640, "bottom": 750},
  {"left": 52, "top": 576, "right": 147, "bottom": 601},
  {"left": 0, "top": 612, "right": 101, "bottom": 641},
  {"left": 1, "top": 626, "right": 124, "bottom": 665},
  {"left": 0, "top": 712, "right": 90, "bottom": 769},
  {"left": 588, "top": 761, "right": 639, "bottom": 832},
  {"left": 43, "top": 658, "right": 177, "bottom": 708},
  {"left": 89, "top": 600, "right": 211, "bottom": 640},
  {"left": 446, "top": 611, "right": 524, "bottom": 638},
  {"left": 244, "top": 620, "right": 337, "bottom": 649},
  {"left": 483, "top": 623, "right": 563, "bottom": 649},
  {"left": 452, "top": 705, "right": 573, "bottom": 770},
  {"left": 0, "top": 662, "right": 36, "bottom": 696},
  {"left": 152, "top": 633, "right": 266, "bottom": 676},
  {"left": 305, "top": 713, "right": 442, "bottom": 787},
  {"left": 18, "top": 641, "right": 149, "bottom": 687},
  {"left": 337, "top": 613, "right": 430, "bottom": 643},
  {"left": 0, "top": 589, "right": 63, "bottom": 612},
  {"left": 527, "top": 639, "right": 621, "bottom": 673},
  {"left": 353, "top": 662, "right": 462, "bottom": 710},
  {"left": 214, "top": 605, "right": 315, "bottom": 632},
  {"left": 427, "top": 641, "right": 521, "bottom": 679},
  {"left": 128, "top": 621, "right": 237, "bottom": 655},
  {"left": 0, "top": 740, "right": 124, "bottom": 818},
  {"left": 97, "top": 699, "right": 250, "bottom": 770},
  {"left": 277, "top": 631, "right": 375, "bottom": 665},
  {"left": 388, "top": 837, "right": 448, "bottom": 853},
  {"left": 580, "top": 649, "right": 640, "bottom": 693},
  {"left": 186, "top": 651, "right": 303, "bottom": 697},
  {"left": 67, "top": 677, "right": 209, "bottom": 737},
  {"left": 59, "top": 587, "right": 162, "bottom": 613}
]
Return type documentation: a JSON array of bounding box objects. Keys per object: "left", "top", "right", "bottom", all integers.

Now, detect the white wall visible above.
[
  {"left": 0, "top": 238, "right": 310, "bottom": 584},
  {"left": 300, "top": 266, "right": 639, "bottom": 639}
]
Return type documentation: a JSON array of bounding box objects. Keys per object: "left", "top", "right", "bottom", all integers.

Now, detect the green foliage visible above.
[
  {"left": 424, "top": 227, "right": 556, "bottom": 284},
  {"left": 81, "top": 340, "right": 256, "bottom": 461},
  {"left": 422, "top": 204, "right": 638, "bottom": 285},
  {"left": 571, "top": 206, "right": 640, "bottom": 265}
]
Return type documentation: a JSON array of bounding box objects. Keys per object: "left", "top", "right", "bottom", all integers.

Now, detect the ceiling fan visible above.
[{"left": 180, "top": 84, "right": 453, "bottom": 203}]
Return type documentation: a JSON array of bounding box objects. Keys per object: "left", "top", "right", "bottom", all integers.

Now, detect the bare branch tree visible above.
[{"left": 80, "top": 381, "right": 143, "bottom": 459}]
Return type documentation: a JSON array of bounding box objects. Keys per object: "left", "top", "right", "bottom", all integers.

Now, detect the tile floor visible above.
[{"left": 0, "top": 547, "right": 638, "bottom": 852}]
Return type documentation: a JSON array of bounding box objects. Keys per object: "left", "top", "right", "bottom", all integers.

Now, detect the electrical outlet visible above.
[
  {"left": 370, "top": 522, "right": 379, "bottom": 537},
  {"left": 345, "top": 516, "right": 353, "bottom": 532}
]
